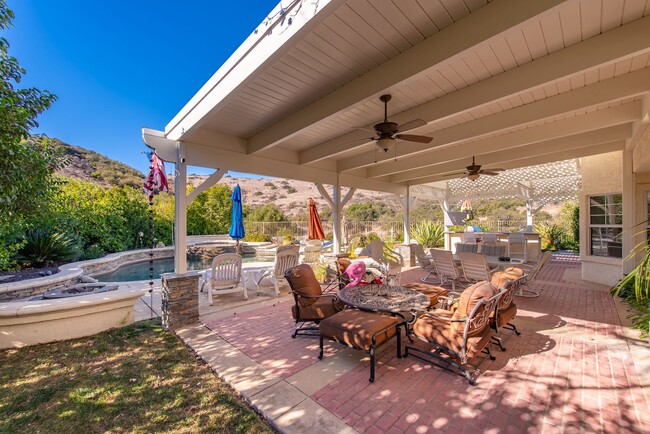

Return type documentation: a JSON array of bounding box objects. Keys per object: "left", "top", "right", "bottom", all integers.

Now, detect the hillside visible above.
[{"left": 52, "top": 138, "right": 145, "bottom": 189}]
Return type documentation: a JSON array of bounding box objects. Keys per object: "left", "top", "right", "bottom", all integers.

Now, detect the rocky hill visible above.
[{"left": 52, "top": 139, "right": 145, "bottom": 189}]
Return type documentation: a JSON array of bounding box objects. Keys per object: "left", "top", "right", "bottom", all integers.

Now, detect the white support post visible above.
[
  {"left": 442, "top": 200, "right": 450, "bottom": 251},
  {"left": 622, "top": 150, "right": 635, "bottom": 273},
  {"left": 316, "top": 182, "right": 355, "bottom": 254},
  {"left": 526, "top": 200, "right": 534, "bottom": 228},
  {"left": 399, "top": 191, "right": 417, "bottom": 244},
  {"left": 174, "top": 142, "right": 188, "bottom": 274}
]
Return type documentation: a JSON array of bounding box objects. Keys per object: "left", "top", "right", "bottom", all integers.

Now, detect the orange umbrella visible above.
[{"left": 308, "top": 198, "right": 326, "bottom": 240}]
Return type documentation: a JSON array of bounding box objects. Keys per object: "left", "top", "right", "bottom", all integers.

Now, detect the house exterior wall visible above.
[{"left": 579, "top": 151, "right": 624, "bottom": 286}]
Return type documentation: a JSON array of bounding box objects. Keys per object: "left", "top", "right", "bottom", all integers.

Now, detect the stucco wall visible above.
[{"left": 579, "top": 151, "right": 623, "bottom": 285}]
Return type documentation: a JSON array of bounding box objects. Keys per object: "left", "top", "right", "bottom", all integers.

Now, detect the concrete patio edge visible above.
[{"left": 175, "top": 323, "right": 358, "bottom": 434}]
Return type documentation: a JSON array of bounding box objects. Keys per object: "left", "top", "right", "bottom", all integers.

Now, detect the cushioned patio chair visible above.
[
  {"left": 402, "top": 282, "right": 448, "bottom": 309},
  {"left": 429, "top": 249, "right": 465, "bottom": 291},
  {"left": 284, "top": 264, "right": 343, "bottom": 338},
  {"left": 319, "top": 308, "right": 403, "bottom": 382},
  {"left": 459, "top": 252, "right": 493, "bottom": 283},
  {"left": 257, "top": 244, "right": 300, "bottom": 296},
  {"left": 201, "top": 253, "right": 247, "bottom": 306},
  {"left": 404, "top": 281, "right": 505, "bottom": 385},
  {"left": 489, "top": 271, "right": 526, "bottom": 351},
  {"left": 411, "top": 244, "right": 437, "bottom": 283}
]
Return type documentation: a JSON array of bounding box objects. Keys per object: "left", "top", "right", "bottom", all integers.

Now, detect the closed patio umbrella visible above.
[
  {"left": 308, "top": 198, "right": 326, "bottom": 240},
  {"left": 229, "top": 184, "right": 245, "bottom": 252}
]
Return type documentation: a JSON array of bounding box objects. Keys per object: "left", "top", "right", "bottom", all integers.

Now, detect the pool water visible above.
[{"left": 95, "top": 255, "right": 272, "bottom": 282}]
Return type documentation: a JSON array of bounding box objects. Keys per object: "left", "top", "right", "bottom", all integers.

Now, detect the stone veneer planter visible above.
[{"left": 0, "top": 286, "right": 146, "bottom": 349}]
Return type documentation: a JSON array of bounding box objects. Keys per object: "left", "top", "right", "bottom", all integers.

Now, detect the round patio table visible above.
[{"left": 337, "top": 284, "right": 430, "bottom": 314}]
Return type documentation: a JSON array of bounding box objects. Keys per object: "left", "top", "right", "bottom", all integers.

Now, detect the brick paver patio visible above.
[{"left": 204, "top": 254, "right": 649, "bottom": 433}]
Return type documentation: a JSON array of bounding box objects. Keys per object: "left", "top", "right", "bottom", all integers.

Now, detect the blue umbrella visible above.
[{"left": 229, "top": 184, "right": 245, "bottom": 242}]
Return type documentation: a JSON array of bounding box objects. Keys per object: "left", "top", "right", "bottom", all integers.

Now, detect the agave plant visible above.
[
  {"left": 410, "top": 220, "right": 444, "bottom": 248},
  {"left": 16, "top": 228, "right": 78, "bottom": 267}
]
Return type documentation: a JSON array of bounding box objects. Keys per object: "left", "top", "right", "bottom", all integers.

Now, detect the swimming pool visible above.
[{"left": 95, "top": 255, "right": 272, "bottom": 282}]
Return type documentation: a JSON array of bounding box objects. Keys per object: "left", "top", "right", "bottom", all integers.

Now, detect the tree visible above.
[
  {"left": 246, "top": 204, "right": 287, "bottom": 222},
  {"left": 345, "top": 202, "right": 394, "bottom": 221},
  {"left": 0, "top": 2, "right": 61, "bottom": 269},
  {"left": 187, "top": 184, "right": 233, "bottom": 234}
]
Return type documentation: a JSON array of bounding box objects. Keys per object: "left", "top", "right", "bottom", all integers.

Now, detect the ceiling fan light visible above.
[
  {"left": 377, "top": 137, "right": 395, "bottom": 152},
  {"left": 467, "top": 172, "right": 480, "bottom": 181}
]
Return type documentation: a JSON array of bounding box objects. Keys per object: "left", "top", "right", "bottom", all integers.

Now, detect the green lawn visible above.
[{"left": 0, "top": 320, "right": 273, "bottom": 433}]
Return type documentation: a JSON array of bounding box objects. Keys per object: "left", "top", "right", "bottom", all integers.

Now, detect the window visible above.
[{"left": 589, "top": 194, "right": 622, "bottom": 258}]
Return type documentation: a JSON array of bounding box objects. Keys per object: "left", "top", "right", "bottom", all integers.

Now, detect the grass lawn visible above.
[{"left": 0, "top": 320, "right": 273, "bottom": 433}]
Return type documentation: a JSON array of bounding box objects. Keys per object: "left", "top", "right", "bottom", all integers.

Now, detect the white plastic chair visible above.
[
  {"left": 201, "top": 253, "right": 246, "bottom": 306},
  {"left": 258, "top": 244, "right": 300, "bottom": 296},
  {"left": 507, "top": 233, "right": 528, "bottom": 263},
  {"left": 429, "top": 249, "right": 464, "bottom": 291},
  {"left": 411, "top": 244, "right": 437, "bottom": 283}
]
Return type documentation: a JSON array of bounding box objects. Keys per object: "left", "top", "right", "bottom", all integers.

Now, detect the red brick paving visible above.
[{"left": 204, "top": 254, "right": 649, "bottom": 433}]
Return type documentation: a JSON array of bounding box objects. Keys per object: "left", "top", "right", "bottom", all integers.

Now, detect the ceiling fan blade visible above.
[
  {"left": 480, "top": 171, "right": 501, "bottom": 176},
  {"left": 395, "top": 134, "right": 432, "bottom": 143},
  {"left": 398, "top": 119, "right": 427, "bottom": 132},
  {"left": 442, "top": 171, "right": 467, "bottom": 178}
]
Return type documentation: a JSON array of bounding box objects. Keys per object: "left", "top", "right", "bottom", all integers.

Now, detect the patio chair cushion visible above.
[
  {"left": 320, "top": 309, "right": 399, "bottom": 352},
  {"left": 291, "top": 296, "right": 342, "bottom": 320},
  {"left": 493, "top": 302, "right": 517, "bottom": 328},
  {"left": 490, "top": 271, "right": 520, "bottom": 290},
  {"left": 336, "top": 257, "right": 351, "bottom": 275},
  {"left": 412, "top": 312, "right": 492, "bottom": 358},
  {"left": 504, "top": 266, "right": 524, "bottom": 277},
  {"left": 402, "top": 282, "right": 448, "bottom": 306},
  {"left": 454, "top": 281, "right": 496, "bottom": 318},
  {"left": 284, "top": 264, "right": 322, "bottom": 306}
]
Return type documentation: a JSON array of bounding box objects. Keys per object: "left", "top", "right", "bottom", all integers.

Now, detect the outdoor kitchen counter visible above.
[{"left": 445, "top": 231, "right": 541, "bottom": 260}]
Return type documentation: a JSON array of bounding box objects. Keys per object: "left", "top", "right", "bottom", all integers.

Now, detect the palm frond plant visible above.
[
  {"left": 410, "top": 220, "right": 444, "bottom": 248},
  {"left": 534, "top": 222, "right": 565, "bottom": 251},
  {"left": 16, "top": 227, "right": 78, "bottom": 267}
]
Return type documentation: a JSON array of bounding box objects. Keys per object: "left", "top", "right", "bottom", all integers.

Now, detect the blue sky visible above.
[{"left": 8, "top": 0, "right": 279, "bottom": 176}]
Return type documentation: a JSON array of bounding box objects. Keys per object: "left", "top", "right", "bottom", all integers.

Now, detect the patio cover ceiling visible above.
[{"left": 143, "top": 0, "right": 650, "bottom": 196}]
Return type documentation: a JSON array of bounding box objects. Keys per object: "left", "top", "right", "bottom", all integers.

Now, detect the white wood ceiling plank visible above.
[
  {"left": 580, "top": 0, "right": 602, "bottom": 40},
  {"left": 490, "top": 37, "right": 518, "bottom": 71},
  {"left": 507, "top": 94, "right": 525, "bottom": 108},
  {"left": 598, "top": 64, "right": 616, "bottom": 81},
  {"left": 282, "top": 53, "right": 342, "bottom": 88},
  {"left": 291, "top": 42, "right": 359, "bottom": 83},
  {"left": 260, "top": 68, "right": 308, "bottom": 96},
  {"left": 415, "top": 0, "right": 453, "bottom": 30},
  {"left": 497, "top": 99, "right": 514, "bottom": 111},
  {"left": 474, "top": 46, "right": 504, "bottom": 76},
  {"left": 462, "top": 51, "right": 491, "bottom": 81},
  {"left": 335, "top": 4, "right": 400, "bottom": 59},
  {"left": 530, "top": 87, "right": 547, "bottom": 101},
  {"left": 622, "top": 0, "right": 647, "bottom": 23},
  {"left": 440, "top": 0, "right": 470, "bottom": 21},
  {"left": 437, "top": 64, "right": 466, "bottom": 91},
  {"left": 373, "top": 0, "right": 425, "bottom": 46},
  {"left": 400, "top": 81, "right": 434, "bottom": 106},
  {"left": 393, "top": 0, "right": 437, "bottom": 39},
  {"left": 255, "top": 75, "right": 301, "bottom": 100},
  {"left": 555, "top": 78, "right": 572, "bottom": 94},
  {"left": 271, "top": 61, "right": 321, "bottom": 90},
  {"left": 539, "top": 11, "right": 565, "bottom": 53},
  {"left": 646, "top": 0, "right": 650, "bottom": 15},
  {"left": 426, "top": 69, "right": 457, "bottom": 94},
  {"left": 614, "top": 58, "right": 633, "bottom": 76},
  {"left": 313, "top": 25, "right": 378, "bottom": 71},
  {"left": 247, "top": 82, "right": 293, "bottom": 106},
  {"left": 542, "top": 83, "right": 559, "bottom": 98},
  {"left": 324, "top": 14, "right": 389, "bottom": 65},
  {"left": 463, "top": 0, "right": 488, "bottom": 13},
  {"left": 347, "top": 0, "right": 411, "bottom": 52},
  {"left": 583, "top": 69, "right": 599, "bottom": 86},
  {"left": 601, "top": 0, "right": 625, "bottom": 31},
  {"left": 522, "top": 21, "right": 549, "bottom": 60},
  {"left": 569, "top": 74, "right": 586, "bottom": 89},
  {"left": 559, "top": 1, "right": 582, "bottom": 46},
  {"left": 506, "top": 30, "right": 533, "bottom": 66},
  {"left": 283, "top": 51, "right": 347, "bottom": 87},
  {"left": 237, "top": 89, "right": 280, "bottom": 111},
  {"left": 519, "top": 91, "right": 535, "bottom": 105},
  {"left": 449, "top": 58, "right": 480, "bottom": 87},
  {"left": 423, "top": 76, "right": 448, "bottom": 98},
  {"left": 630, "top": 53, "right": 650, "bottom": 71},
  {"left": 229, "top": 98, "right": 271, "bottom": 116},
  {"left": 303, "top": 33, "right": 369, "bottom": 76}
]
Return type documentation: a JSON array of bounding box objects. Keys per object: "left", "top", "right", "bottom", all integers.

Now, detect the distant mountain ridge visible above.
[{"left": 52, "top": 139, "right": 145, "bottom": 189}]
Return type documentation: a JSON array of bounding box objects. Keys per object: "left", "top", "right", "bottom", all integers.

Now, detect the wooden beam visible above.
[
  {"left": 187, "top": 170, "right": 227, "bottom": 204},
  {"left": 248, "top": 0, "right": 567, "bottom": 154},
  {"left": 300, "top": 15, "right": 650, "bottom": 164},
  {"left": 391, "top": 123, "right": 633, "bottom": 183},
  {"left": 337, "top": 68, "right": 650, "bottom": 172},
  {"left": 369, "top": 102, "right": 640, "bottom": 179}
]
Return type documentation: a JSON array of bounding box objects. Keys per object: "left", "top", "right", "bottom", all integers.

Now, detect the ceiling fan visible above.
[
  {"left": 445, "top": 156, "right": 505, "bottom": 181},
  {"left": 359, "top": 94, "right": 433, "bottom": 152}
]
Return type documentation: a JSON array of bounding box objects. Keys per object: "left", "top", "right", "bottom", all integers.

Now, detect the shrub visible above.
[
  {"left": 264, "top": 182, "right": 277, "bottom": 190},
  {"left": 16, "top": 227, "right": 78, "bottom": 267},
  {"left": 243, "top": 232, "right": 271, "bottom": 242},
  {"left": 410, "top": 221, "right": 444, "bottom": 248},
  {"left": 81, "top": 244, "right": 105, "bottom": 260},
  {"left": 286, "top": 187, "right": 297, "bottom": 194},
  {"left": 253, "top": 191, "right": 263, "bottom": 196},
  {"left": 535, "top": 223, "right": 565, "bottom": 250},
  {"left": 276, "top": 227, "right": 297, "bottom": 245}
]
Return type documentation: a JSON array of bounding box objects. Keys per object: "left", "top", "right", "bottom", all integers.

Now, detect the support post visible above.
[
  {"left": 526, "top": 200, "right": 534, "bottom": 228},
  {"left": 622, "top": 150, "right": 635, "bottom": 274},
  {"left": 399, "top": 190, "right": 416, "bottom": 244},
  {"left": 174, "top": 142, "right": 188, "bottom": 274},
  {"left": 316, "top": 181, "right": 355, "bottom": 254},
  {"left": 442, "top": 200, "right": 451, "bottom": 251}
]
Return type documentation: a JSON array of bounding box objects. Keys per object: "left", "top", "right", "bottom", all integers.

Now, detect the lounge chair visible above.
[
  {"left": 405, "top": 281, "right": 505, "bottom": 385},
  {"left": 411, "top": 244, "right": 437, "bottom": 283},
  {"left": 284, "top": 264, "right": 343, "bottom": 338},
  {"left": 513, "top": 251, "right": 552, "bottom": 297},
  {"left": 459, "top": 252, "right": 493, "bottom": 283},
  {"left": 429, "top": 249, "right": 465, "bottom": 291},
  {"left": 257, "top": 244, "right": 300, "bottom": 296},
  {"left": 201, "top": 253, "right": 247, "bottom": 306}
]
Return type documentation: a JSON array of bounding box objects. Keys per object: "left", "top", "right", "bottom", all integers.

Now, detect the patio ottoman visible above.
[
  {"left": 319, "top": 309, "right": 402, "bottom": 382},
  {"left": 402, "top": 282, "right": 448, "bottom": 307}
]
